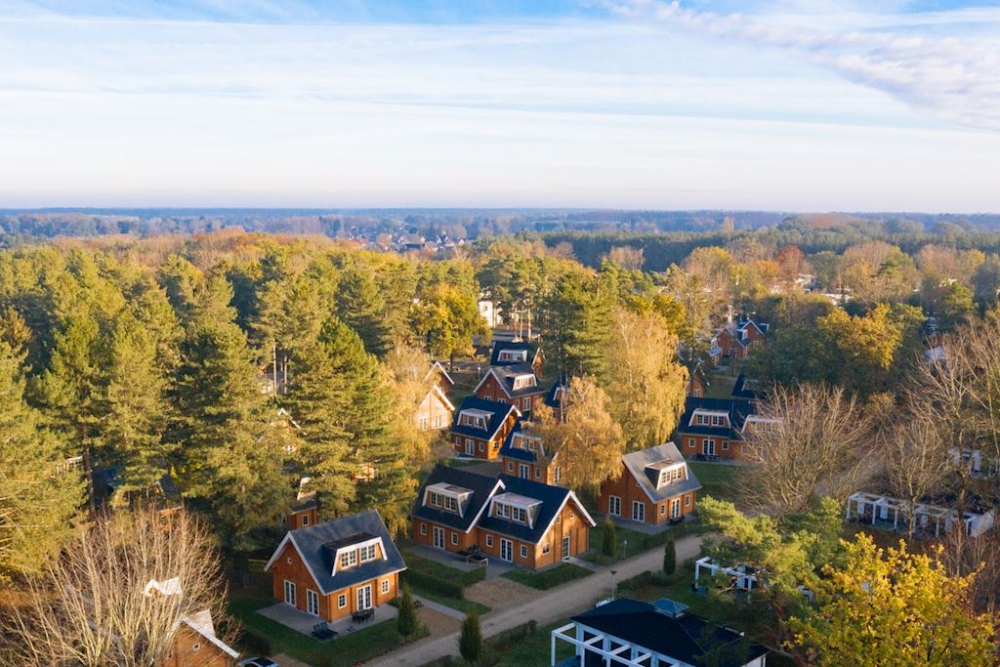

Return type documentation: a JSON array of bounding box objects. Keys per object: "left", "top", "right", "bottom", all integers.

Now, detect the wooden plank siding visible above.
[{"left": 599, "top": 464, "right": 698, "bottom": 526}]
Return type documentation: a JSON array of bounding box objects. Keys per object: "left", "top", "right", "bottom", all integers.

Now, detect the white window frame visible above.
[
  {"left": 381, "top": 579, "right": 390, "bottom": 595},
  {"left": 357, "top": 585, "right": 372, "bottom": 611},
  {"left": 338, "top": 593, "right": 347, "bottom": 609},
  {"left": 306, "top": 589, "right": 319, "bottom": 616},
  {"left": 486, "top": 534, "right": 494, "bottom": 548},
  {"left": 608, "top": 495, "right": 621, "bottom": 517},
  {"left": 451, "top": 532, "right": 458, "bottom": 546},
  {"left": 520, "top": 545, "right": 528, "bottom": 559},
  {"left": 420, "top": 522, "right": 427, "bottom": 536},
  {"left": 283, "top": 580, "right": 296, "bottom": 606},
  {"left": 632, "top": 501, "right": 645, "bottom": 522}
]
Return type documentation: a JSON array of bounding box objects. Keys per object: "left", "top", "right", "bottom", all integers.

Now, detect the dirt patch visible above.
[
  {"left": 463, "top": 578, "right": 537, "bottom": 612},
  {"left": 418, "top": 606, "right": 461, "bottom": 636}
]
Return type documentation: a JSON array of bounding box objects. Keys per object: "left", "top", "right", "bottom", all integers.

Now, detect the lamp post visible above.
[
  {"left": 610, "top": 569, "right": 618, "bottom": 600},
  {"left": 622, "top": 539, "right": 628, "bottom": 561}
]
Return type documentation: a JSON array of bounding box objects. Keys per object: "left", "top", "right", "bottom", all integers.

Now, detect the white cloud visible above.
[{"left": 596, "top": 0, "right": 1000, "bottom": 130}]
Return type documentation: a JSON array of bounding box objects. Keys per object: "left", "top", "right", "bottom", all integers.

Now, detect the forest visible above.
[{"left": 3, "top": 224, "right": 1000, "bottom": 664}]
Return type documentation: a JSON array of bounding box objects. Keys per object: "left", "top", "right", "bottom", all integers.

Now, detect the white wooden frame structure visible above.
[
  {"left": 693, "top": 557, "right": 758, "bottom": 590},
  {"left": 550, "top": 621, "right": 678, "bottom": 667},
  {"left": 845, "top": 492, "right": 995, "bottom": 538}
]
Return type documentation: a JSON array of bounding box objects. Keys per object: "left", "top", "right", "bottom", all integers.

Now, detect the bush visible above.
[
  {"left": 397, "top": 586, "right": 418, "bottom": 638},
  {"left": 504, "top": 564, "right": 592, "bottom": 590},
  {"left": 402, "top": 569, "right": 466, "bottom": 599},
  {"left": 459, "top": 611, "right": 483, "bottom": 664},
  {"left": 601, "top": 519, "right": 618, "bottom": 559},
  {"left": 663, "top": 538, "right": 677, "bottom": 577}
]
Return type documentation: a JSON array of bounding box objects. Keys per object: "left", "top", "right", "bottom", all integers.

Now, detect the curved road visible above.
[{"left": 364, "top": 534, "right": 704, "bottom": 667}]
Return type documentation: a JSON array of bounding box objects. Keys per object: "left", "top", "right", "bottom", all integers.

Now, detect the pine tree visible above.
[
  {"left": 336, "top": 266, "right": 391, "bottom": 357},
  {"left": 397, "top": 586, "right": 418, "bottom": 638},
  {"left": 174, "top": 295, "right": 289, "bottom": 557},
  {"left": 0, "top": 339, "right": 82, "bottom": 583},
  {"left": 601, "top": 519, "right": 618, "bottom": 559},
  {"left": 459, "top": 611, "right": 483, "bottom": 664},
  {"left": 663, "top": 537, "right": 676, "bottom": 577}
]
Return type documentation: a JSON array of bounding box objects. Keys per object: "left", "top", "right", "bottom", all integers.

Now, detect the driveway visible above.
[{"left": 362, "top": 534, "right": 704, "bottom": 667}]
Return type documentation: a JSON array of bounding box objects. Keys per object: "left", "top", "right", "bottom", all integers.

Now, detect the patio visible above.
[{"left": 257, "top": 602, "right": 398, "bottom": 638}]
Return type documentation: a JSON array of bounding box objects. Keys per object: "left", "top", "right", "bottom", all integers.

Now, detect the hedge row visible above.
[{"left": 402, "top": 569, "right": 467, "bottom": 599}]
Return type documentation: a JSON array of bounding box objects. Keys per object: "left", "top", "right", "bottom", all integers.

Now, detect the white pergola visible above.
[
  {"left": 693, "top": 557, "right": 758, "bottom": 590},
  {"left": 845, "top": 492, "right": 994, "bottom": 538},
  {"left": 550, "top": 621, "right": 681, "bottom": 667}
]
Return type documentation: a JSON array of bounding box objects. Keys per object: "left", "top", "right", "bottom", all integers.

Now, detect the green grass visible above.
[
  {"left": 584, "top": 520, "right": 707, "bottom": 565},
  {"left": 687, "top": 461, "right": 745, "bottom": 503},
  {"left": 408, "top": 584, "right": 491, "bottom": 615},
  {"left": 502, "top": 563, "right": 593, "bottom": 590},
  {"left": 421, "top": 620, "right": 574, "bottom": 667},
  {"left": 705, "top": 371, "right": 738, "bottom": 398}
]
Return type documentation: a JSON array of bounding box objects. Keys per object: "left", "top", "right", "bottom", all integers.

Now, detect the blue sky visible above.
[{"left": 1, "top": 1, "right": 998, "bottom": 211}]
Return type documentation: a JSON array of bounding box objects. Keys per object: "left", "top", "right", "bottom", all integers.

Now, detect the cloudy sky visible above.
[{"left": 1, "top": 0, "right": 998, "bottom": 211}]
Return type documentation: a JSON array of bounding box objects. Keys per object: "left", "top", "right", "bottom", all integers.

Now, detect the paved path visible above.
[{"left": 364, "top": 535, "right": 703, "bottom": 667}]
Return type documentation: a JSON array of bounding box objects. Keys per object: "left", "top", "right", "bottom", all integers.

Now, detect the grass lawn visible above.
[
  {"left": 420, "top": 620, "right": 575, "bottom": 667},
  {"left": 403, "top": 553, "right": 487, "bottom": 588},
  {"left": 705, "top": 370, "right": 738, "bottom": 398},
  {"left": 400, "top": 553, "right": 491, "bottom": 614},
  {"left": 687, "top": 461, "right": 745, "bottom": 504},
  {"left": 502, "top": 563, "right": 593, "bottom": 590},
  {"left": 584, "top": 520, "right": 706, "bottom": 566},
  {"left": 408, "top": 584, "right": 490, "bottom": 615}
]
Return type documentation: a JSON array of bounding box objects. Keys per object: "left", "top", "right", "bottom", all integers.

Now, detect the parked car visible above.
[{"left": 237, "top": 659, "right": 279, "bottom": 667}]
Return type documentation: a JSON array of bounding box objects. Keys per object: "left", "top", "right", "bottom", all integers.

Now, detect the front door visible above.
[
  {"left": 703, "top": 439, "right": 716, "bottom": 457},
  {"left": 283, "top": 580, "right": 296, "bottom": 606},
  {"left": 433, "top": 526, "right": 445, "bottom": 549},
  {"left": 466, "top": 439, "right": 475, "bottom": 456},
  {"left": 357, "top": 585, "right": 372, "bottom": 611},
  {"left": 500, "top": 538, "right": 513, "bottom": 562},
  {"left": 562, "top": 535, "right": 571, "bottom": 560},
  {"left": 671, "top": 498, "right": 681, "bottom": 519},
  {"left": 519, "top": 464, "right": 529, "bottom": 479},
  {"left": 306, "top": 589, "right": 319, "bottom": 616}
]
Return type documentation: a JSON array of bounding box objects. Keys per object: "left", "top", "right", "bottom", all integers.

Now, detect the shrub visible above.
[
  {"left": 459, "top": 611, "right": 483, "bottom": 664},
  {"left": 402, "top": 569, "right": 465, "bottom": 599},
  {"left": 397, "top": 586, "right": 418, "bottom": 638},
  {"left": 601, "top": 519, "right": 618, "bottom": 559},
  {"left": 663, "top": 538, "right": 676, "bottom": 577}
]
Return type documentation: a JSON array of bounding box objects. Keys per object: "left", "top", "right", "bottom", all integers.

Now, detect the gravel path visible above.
[{"left": 362, "top": 534, "right": 704, "bottom": 667}]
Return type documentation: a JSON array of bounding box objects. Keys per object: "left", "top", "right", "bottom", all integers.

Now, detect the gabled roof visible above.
[
  {"left": 543, "top": 375, "right": 569, "bottom": 410},
  {"left": 450, "top": 396, "right": 520, "bottom": 440},
  {"left": 498, "top": 420, "right": 540, "bottom": 463},
  {"left": 426, "top": 384, "right": 456, "bottom": 412},
  {"left": 412, "top": 464, "right": 505, "bottom": 533},
  {"left": 621, "top": 442, "right": 702, "bottom": 504},
  {"left": 426, "top": 361, "right": 455, "bottom": 387},
  {"left": 676, "top": 397, "right": 756, "bottom": 440},
  {"left": 731, "top": 374, "right": 767, "bottom": 400},
  {"left": 490, "top": 341, "right": 539, "bottom": 367},
  {"left": 572, "top": 598, "right": 767, "bottom": 667},
  {"left": 474, "top": 364, "right": 546, "bottom": 400},
  {"left": 477, "top": 475, "right": 595, "bottom": 544},
  {"left": 737, "top": 318, "right": 769, "bottom": 336},
  {"left": 176, "top": 610, "right": 239, "bottom": 659},
  {"left": 264, "top": 510, "right": 406, "bottom": 596}
]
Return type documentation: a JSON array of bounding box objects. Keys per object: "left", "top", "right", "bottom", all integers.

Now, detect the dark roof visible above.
[
  {"left": 732, "top": 374, "right": 767, "bottom": 400},
  {"left": 621, "top": 442, "right": 702, "bottom": 503},
  {"left": 412, "top": 464, "right": 503, "bottom": 532},
  {"left": 486, "top": 364, "right": 546, "bottom": 399},
  {"left": 450, "top": 396, "right": 519, "bottom": 441},
  {"left": 498, "top": 420, "right": 539, "bottom": 463},
  {"left": 738, "top": 318, "right": 769, "bottom": 336},
  {"left": 476, "top": 475, "right": 591, "bottom": 544},
  {"left": 675, "top": 397, "right": 756, "bottom": 440},
  {"left": 572, "top": 598, "right": 768, "bottom": 667},
  {"left": 269, "top": 510, "right": 406, "bottom": 596},
  {"left": 543, "top": 375, "right": 569, "bottom": 410},
  {"left": 489, "top": 341, "right": 538, "bottom": 367}
]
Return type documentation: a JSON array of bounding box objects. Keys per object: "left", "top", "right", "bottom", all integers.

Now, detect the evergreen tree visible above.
[
  {"left": 397, "top": 586, "right": 418, "bottom": 638},
  {"left": 601, "top": 519, "right": 618, "bottom": 559},
  {"left": 459, "top": 611, "right": 483, "bottom": 664},
  {"left": 0, "top": 339, "right": 82, "bottom": 583},
  {"left": 663, "top": 537, "right": 676, "bottom": 577},
  {"left": 174, "top": 296, "right": 289, "bottom": 558},
  {"left": 157, "top": 254, "right": 203, "bottom": 325},
  {"left": 336, "top": 266, "right": 392, "bottom": 357}
]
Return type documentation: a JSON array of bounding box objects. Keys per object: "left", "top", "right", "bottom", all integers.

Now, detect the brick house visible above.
[
  {"left": 264, "top": 510, "right": 406, "bottom": 623},
  {"left": 415, "top": 362, "right": 456, "bottom": 432},
  {"left": 489, "top": 341, "right": 544, "bottom": 375},
  {"left": 474, "top": 363, "right": 547, "bottom": 415},
  {"left": 498, "top": 420, "right": 562, "bottom": 485},
  {"left": 450, "top": 396, "right": 520, "bottom": 460},
  {"left": 714, "top": 319, "right": 769, "bottom": 361},
  {"left": 599, "top": 442, "right": 702, "bottom": 525},
  {"left": 412, "top": 464, "right": 595, "bottom": 570},
  {"left": 160, "top": 610, "right": 238, "bottom": 667},
  {"left": 675, "top": 397, "right": 758, "bottom": 460}
]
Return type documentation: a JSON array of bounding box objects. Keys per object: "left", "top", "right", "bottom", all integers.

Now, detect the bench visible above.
[{"left": 311, "top": 622, "right": 338, "bottom": 641}]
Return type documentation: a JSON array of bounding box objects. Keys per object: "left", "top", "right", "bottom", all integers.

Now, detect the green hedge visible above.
[
  {"left": 402, "top": 568, "right": 467, "bottom": 599},
  {"left": 503, "top": 563, "right": 592, "bottom": 590}
]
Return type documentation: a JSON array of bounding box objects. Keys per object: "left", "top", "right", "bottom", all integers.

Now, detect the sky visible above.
[{"left": 1, "top": 0, "right": 998, "bottom": 212}]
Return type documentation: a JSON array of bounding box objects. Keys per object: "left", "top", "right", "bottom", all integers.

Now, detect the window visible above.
[
  {"left": 192, "top": 643, "right": 200, "bottom": 652},
  {"left": 307, "top": 589, "right": 319, "bottom": 616},
  {"left": 428, "top": 492, "right": 442, "bottom": 507},
  {"left": 454, "top": 436, "right": 461, "bottom": 447},
  {"left": 554, "top": 467, "right": 562, "bottom": 484},
  {"left": 360, "top": 544, "right": 377, "bottom": 562},
  {"left": 451, "top": 532, "right": 458, "bottom": 546},
  {"left": 520, "top": 545, "right": 528, "bottom": 559},
  {"left": 685, "top": 495, "right": 691, "bottom": 507},
  {"left": 465, "top": 438, "right": 474, "bottom": 450},
  {"left": 632, "top": 501, "right": 645, "bottom": 522},
  {"left": 479, "top": 441, "right": 485, "bottom": 452},
  {"left": 608, "top": 496, "right": 621, "bottom": 516},
  {"left": 340, "top": 550, "right": 358, "bottom": 569},
  {"left": 522, "top": 397, "right": 531, "bottom": 411},
  {"left": 434, "top": 415, "right": 443, "bottom": 429},
  {"left": 688, "top": 438, "right": 695, "bottom": 449},
  {"left": 722, "top": 441, "right": 729, "bottom": 450},
  {"left": 443, "top": 496, "right": 458, "bottom": 512},
  {"left": 535, "top": 469, "right": 541, "bottom": 479},
  {"left": 381, "top": 579, "right": 390, "bottom": 595},
  {"left": 542, "top": 544, "right": 551, "bottom": 555},
  {"left": 301, "top": 514, "right": 310, "bottom": 526},
  {"left": 419, "top": 416, "right": 428, "bottom": 431},
  {"left": 420, "top": 523, "right": 427, "bottom": 536},
  {"left": 660, "top": 503, "right": 666, "bottom": 516},
  {"left": 519, "top": 464, "right": 529, "bottom": 479},
  {"left": 486, "top": 535, "right": 493, "bottom": 548},
  {"left": 507, "top": 461, "right": 514, "bottom": 472},
  {"left": 338, "top": 593, "right": 347, "bottom": 609}
]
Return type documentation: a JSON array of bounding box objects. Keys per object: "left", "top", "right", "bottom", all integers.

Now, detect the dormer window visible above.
[
  {"left": 491, "top": 492, "right": 542, "bottom": 528},
  {"left": 742, "top": 416, "right": 780, "bottom": 434},
  {"left": 340, "top": 550, "right": 358, "bottom": 569},
  {"left": 425, "top": 483, "right": 473, "bottom": 516},
  {"left": 646, "top": 460, "right": 685, "bottom": 489},
  {"left": 498, "top": 349, "right": 528, "bottom": 362},
  {"left": 329, "top": 534, "right": 385, "bottom": 575},
  {"left": 553, "top": 387, "right": 567, "bottom": 404},
  {"left": 458, "top": 409, "right": 492, "bottom": 431},
  {"left": 512, "top": 432, "right": 542, "bottom": 455},
  {"left": 658, "top": 467, "right": 684, "bottom": 486},
  {"left": 693, "top": 410, "right": 729, "bottom": 428},
  {"left": 512, "top": 374, "right": 537, "bottom": 390}
]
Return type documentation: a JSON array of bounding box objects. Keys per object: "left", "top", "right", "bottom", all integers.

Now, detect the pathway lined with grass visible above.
[{"left": 363, "top": 534, "right": 704, "bottom": 667}]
